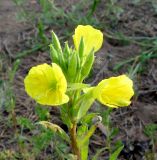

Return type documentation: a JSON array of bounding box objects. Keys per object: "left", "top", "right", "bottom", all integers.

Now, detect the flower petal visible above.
[
  {"left": 73, "top": 25, "right": 103, "bottom": 56},
  {"left": 94, "top": 75, "right": 134, "bottom": 108},
  {"left": 24, "top": 63, "right": 69, "bottom": 106}
]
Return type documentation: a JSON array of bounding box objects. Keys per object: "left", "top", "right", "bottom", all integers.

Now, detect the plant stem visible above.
[
  {"left": 70, "top": 122, "right": 81, "bottom": 160},
  {"left": 11, "top": 110, "right": 17, "bottom": 134}
]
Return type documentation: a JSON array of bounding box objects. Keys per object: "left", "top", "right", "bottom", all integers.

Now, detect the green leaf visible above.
[
  {"left": 60, "top": 105, "right": 72, "bottom": 128},
  {"left": 144, "top": 123, "right": 157, "bottom": 139},
  {"left": 76, "top": 93, "right": 95, "bottom": 121},
  {"left": 17, "top": 117, "right": 34, "bottom": 130},
  {"left": 32, "top": 129, "right": 54, "bottom": 153},
  {"left": 92, "top": 147, "right": 107, "bottom": 160},
  {"left": 66, "top": 154, "right": 77, "bottom": 160},
  {"left": 9, "top": 59, "right": 20, "bottom": 82},
  {"left": 78, "top": 125, "right": 96, "bottom": 147},
  {"left": 35, "top": 105, "right": 50, "bottom": 121},
  {"left": 77, "top": 124, "right": 88, "bottom": 137},
  {"left": 67, "top": 83, "right": 90, "bottom": 91},
  {"left": 81, "top": 113, "right": 98, "bottom": 124},
  {"left": 113, "top": 58, "right": 134, "bottom": 71},
  {"left": 110, "top": 128, "right": 119, "bottom": 138},
  {"left": 80, "top": 140, "right": 89, "bottom": 160},
  {"left": 101, "top": 108, "right": 113, "bottom": 126},
  {"left": 109, "top": 145, "right": 124, "bottom": 160},
  {"left": 37, "top": 21, "right": 48, "bottom": 44},
  {"left": 38, "top": 121, "right": 70, "bottom": 143},
  {"left": 77, "top": 124, "right": 89, "bottom": 160}
]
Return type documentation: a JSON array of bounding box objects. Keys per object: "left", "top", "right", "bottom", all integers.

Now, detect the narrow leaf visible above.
[
  {"left": 76, "top": 93, "right": 95, "bottom": 121},
  {"left": 78, "top": 125, "right": 97, "bottom": 147},
  {"left": 38, "top": 121, "right": 70, "bottom": 143},
  {"left": 109, "top": 145, "right": 124, "bottom": 160},
  {"left": 92, "top": 147, "right": 107, "bottom": 160},
  {"left": 67, "top": 83, "right": 90, "bottom": 91}
]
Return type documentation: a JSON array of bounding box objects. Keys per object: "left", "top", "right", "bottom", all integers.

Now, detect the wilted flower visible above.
[
  {"left": 93, "top": 75, "right": 134, "bottom": 108},
  {"left": 73, "top": 25, "right": 103, "bottom": 56},
  {"left": 24, "top": 63, "right": 69, "bottom": 106}
]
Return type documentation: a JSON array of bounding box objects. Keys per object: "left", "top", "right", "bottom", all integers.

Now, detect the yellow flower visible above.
[
  {"left": 73, "top": 25, "right": 103, "bottom": 56},
  {"left": 24, "top": 63, "right": 69, "bottom": 106},
  {"left": 93, "top": 75, "right": 134, "bottom": 108}
]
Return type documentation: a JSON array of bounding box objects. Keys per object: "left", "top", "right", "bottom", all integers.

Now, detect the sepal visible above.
[
  {"left": 78, "top": 37, "right": 84, "bottom": 63},
  {"left": 67, "top": 52, "right": 78, "bottom": 81},
  {"left": 81, "top": 49, "right": 94, "bottom": 80},
  {"left": 51, "top": 31, "right": 62, "bottom": 52},
  {"left": 49, "top": 44, "right": 59, "bottom": 64}
]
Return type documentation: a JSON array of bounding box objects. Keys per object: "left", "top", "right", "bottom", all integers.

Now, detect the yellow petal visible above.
[
  {"left": 24, "top": 63, "right": 69, "bottom": 106},
  {"left": 73, "top": 25, "right": 103, "bottom": 56},
  {"left": 94, "top": 75, "right": 134, "bottom": 108}
]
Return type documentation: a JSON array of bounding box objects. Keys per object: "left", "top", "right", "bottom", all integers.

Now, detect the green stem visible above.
[{"left": 11, "top": 110, "right": 17, "bottom": 134}]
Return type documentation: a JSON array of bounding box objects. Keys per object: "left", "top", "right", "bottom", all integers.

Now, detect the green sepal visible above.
[
  {"left": 63, "top": 42, "right": 72, "bottom": 70},
  {"left": 81, "top": 49, "right": 94, "bottom": 80},
  {"left": 51, "top": 31, "right": 62, "bottom": 52},
  {"left": 38, "top": 121, "right": 70, "bottom": 143},
  {"left": 49, "top": 43, "right": 66, "bottom": 71},
  {"left": 60, "top": 51, "right": 67, "bottom": 71},
  {"left": 78, "top": 37, "right": 84, "bottom": 63},
  {"left": 76, "top": 53, "right": 81, "bottom": 72},
  {"left": 64, "top": 41, "right": 71, "bottom": 58},
  {"left": 67, "top": 52, "right": 78, "bottom": 81},
  {"left": 49, "top": 44, "right": 59, "bottom": 63},
  {"left": 51, "top": 31, "right": 67, "bottom": 70}
]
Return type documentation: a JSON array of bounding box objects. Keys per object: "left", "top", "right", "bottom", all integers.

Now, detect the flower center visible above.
[{"left": 50, "top": 80, "right": 57, "bottom": 91}]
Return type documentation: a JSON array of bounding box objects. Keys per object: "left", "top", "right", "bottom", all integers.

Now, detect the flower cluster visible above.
[{"left": 24, "top": 25, "right": 134, "bottom": 108}]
